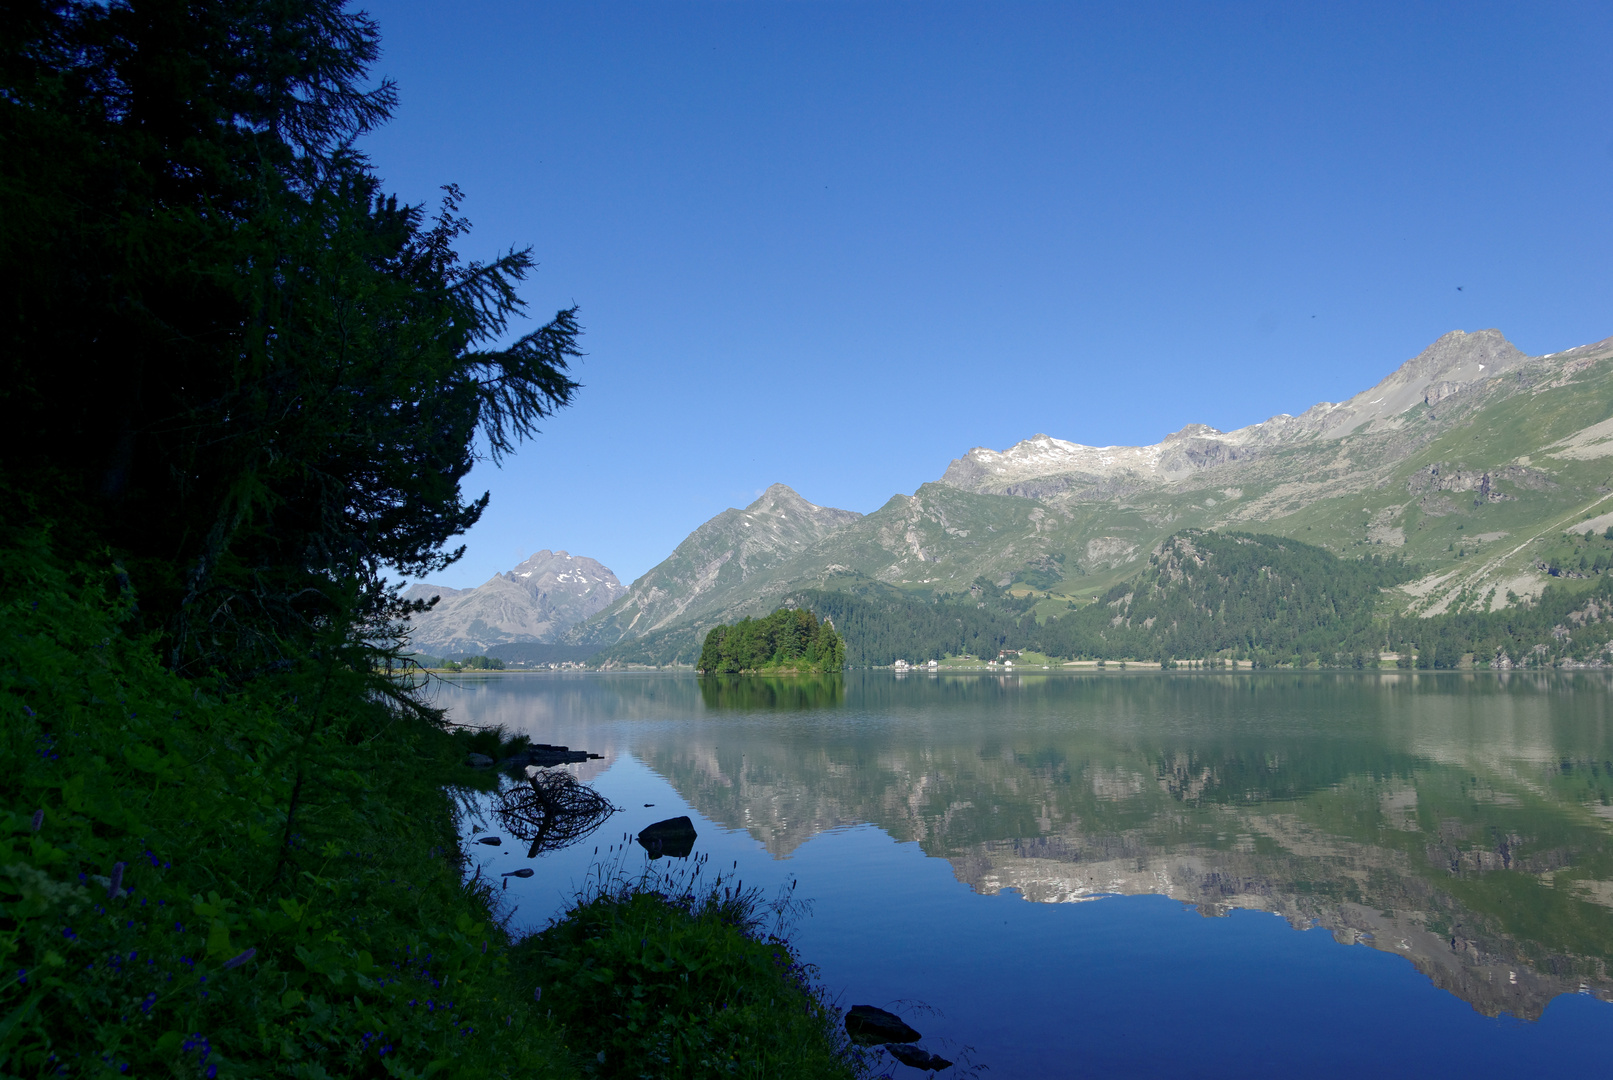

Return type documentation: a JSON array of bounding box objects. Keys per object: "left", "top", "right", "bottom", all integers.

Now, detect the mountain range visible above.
[
  {"left": 404, "top": 549, "right": 624, "bottom": 655},
  {"left": 406, "top": 327, "right": 1613, "bottom": 662}
]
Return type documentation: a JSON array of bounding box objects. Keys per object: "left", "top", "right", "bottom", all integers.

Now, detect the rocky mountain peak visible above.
[
  {"left": 1163, "top": 423, "right": 1225, "bottom": 442},
  {"left": 564, "top": 485, "right": 864, "bottom": 645},
  {"left": 1399, "top": 328, "right": 1525, "bottom": 381},
  {"left": 503, "top": 549, "right": 621, "bottom": 591},
  {"left": 939, "top": 328, "right": 1542, "bottom": 496},
  {"left": 403, "top": 547, "right": 626, "bottom": 655}
]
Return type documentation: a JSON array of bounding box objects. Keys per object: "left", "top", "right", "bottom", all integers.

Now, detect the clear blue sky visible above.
[{"left": 359, "top": 0, "right": 1613, "bottom": 589}]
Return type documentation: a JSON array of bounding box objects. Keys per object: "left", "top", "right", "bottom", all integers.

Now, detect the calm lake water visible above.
[{"left": 438, "top": 671, "right": 1613, "bottom": 1078}]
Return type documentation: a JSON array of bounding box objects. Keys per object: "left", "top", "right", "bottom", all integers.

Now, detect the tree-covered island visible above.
[{"left": 698, "top": 608, "right": 846, "bottom": 673}]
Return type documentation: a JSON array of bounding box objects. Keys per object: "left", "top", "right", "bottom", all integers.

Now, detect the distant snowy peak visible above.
[{"left": 941, "top": 329, "right": 1547, "bottom": 495}]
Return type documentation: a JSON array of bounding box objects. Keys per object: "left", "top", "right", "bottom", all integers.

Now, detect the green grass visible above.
[{"left": 511, "top": 859, "right": 863, "bottom": 1080}]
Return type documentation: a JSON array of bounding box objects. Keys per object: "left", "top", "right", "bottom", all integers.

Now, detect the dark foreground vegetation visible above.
[
  {"left": 0, "top": 2, "right": 859, "bottom": 1075},
  {"left": 512, "top": 859, "right": 857, "bottom": 1079}
]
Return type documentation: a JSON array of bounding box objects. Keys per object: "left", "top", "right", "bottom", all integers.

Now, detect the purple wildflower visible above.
[
  {"left": 222, "top": 947, "right": 256, "bottom": 970},
  {"left": 107, "top": 862, "right": 124, "bottom": 898}
]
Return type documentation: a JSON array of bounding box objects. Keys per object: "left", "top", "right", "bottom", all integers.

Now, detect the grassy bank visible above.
[{"left": 0, "top": 539, "right": 860, "bottom": 1078}]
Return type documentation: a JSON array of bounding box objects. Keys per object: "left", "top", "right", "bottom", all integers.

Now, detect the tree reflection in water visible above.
[
  {"left": 699, "top": 674, "right": 844, "bottom": 710},
  {"left": 494, "top": 769, "right": 618, "bottom": 858}
]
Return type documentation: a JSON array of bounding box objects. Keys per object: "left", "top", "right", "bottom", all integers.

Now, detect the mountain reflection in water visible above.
[{"left": 442, "top": 671, "right": 1613, "bottom": 1022}]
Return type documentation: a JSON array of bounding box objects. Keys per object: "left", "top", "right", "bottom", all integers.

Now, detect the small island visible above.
[{"left": 698, "top": 607, "right": 846, "bottom": 673}]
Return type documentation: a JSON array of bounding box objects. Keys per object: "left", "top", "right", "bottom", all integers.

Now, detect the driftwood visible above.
[{"left": 493, "top": 770, "right": 618, "bottom": 857}]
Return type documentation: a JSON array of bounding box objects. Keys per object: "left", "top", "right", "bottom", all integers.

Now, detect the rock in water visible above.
[
  {"left": 637, "top": 816, "right": 698, "bottom": 859},
  {"left": 885, "top": 1043, "right": 953, "bottom": 1071},
  {"left": 844, "top": 1004, "right": 920, "bottom": 1045}
]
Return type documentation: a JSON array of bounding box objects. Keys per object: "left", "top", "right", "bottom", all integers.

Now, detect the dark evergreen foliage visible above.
[
  {"left": 1026, "top": 531, "right": 1420, "bottom": 664},
  {"left": 0, "top": 0, "right": 581, "bottom": 675},
  {"left": 697, "top": 608, "right": 846, "bottom": 673},
  {"left": 789, "top": 588, "right": 1027, "bottom": 666}
]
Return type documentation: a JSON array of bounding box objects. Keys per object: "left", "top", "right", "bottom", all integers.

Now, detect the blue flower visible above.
[{"left": 222, "top": 948, "right": 256, "bottom": 970}]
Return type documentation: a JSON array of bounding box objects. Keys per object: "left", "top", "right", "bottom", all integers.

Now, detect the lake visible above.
[{"left": 437, "top": 671, "right": 1613, "bottom": 1078}]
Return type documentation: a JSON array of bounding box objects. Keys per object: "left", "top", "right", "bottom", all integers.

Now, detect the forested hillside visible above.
[
  {"left": 1388, "top": 575, "right": 1613, "bottom": 668},
  {"left": 1025, "top": 532, "right": 1420, "bottom": 665},
  {"left": 598, "top": 529, "right": 1613, "bottom": 670}
]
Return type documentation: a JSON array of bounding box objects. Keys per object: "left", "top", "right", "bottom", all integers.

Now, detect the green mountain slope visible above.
[
  {"left": 577, "top": 328, "right": 1613, "bottom": 658},
  {"left": 567, "top": 483, "right": 862, "bottom": 647}
]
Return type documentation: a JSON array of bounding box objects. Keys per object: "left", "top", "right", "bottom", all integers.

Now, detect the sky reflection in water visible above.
[{"left": 444, "top": 671, "right": 1613, "bottom": 1079}]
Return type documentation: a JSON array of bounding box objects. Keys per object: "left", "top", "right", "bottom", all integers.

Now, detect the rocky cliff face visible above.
[
  {"left": 405, "top": 550, "right": 625, "bottom": 654},
  {"left": 568, "top": 484, "right": 862, "bottom": 647}
]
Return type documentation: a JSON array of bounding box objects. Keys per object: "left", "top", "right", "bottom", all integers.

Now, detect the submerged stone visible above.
[
  {"left": 885, "top": 1043, "right": 953, "bottom": 1071},
  {"left": 845, "top": 1004, "right": 920, "bottom": 1045}
]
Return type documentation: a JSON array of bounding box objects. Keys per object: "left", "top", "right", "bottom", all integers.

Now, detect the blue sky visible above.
[{"left": 360, "top": 1, "right": 1613, "bottom": 589}]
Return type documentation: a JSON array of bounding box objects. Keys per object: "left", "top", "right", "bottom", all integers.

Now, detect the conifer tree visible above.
[{"left": 0, "top": 0, "right": 582, "bottom": 674}]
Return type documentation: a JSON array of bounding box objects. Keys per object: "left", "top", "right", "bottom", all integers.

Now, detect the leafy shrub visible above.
[{"left": 515, "top": 859, "right": 861, "bottom": 1080}]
